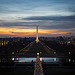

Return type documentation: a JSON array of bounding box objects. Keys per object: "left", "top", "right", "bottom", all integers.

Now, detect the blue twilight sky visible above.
[{"left": 0, "top": 0, "right": 75, "bottom": 37}]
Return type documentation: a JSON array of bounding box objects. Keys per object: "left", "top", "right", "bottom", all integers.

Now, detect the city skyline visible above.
[{"left": 0, "top": 0, "right": 75, "bottom": 37}]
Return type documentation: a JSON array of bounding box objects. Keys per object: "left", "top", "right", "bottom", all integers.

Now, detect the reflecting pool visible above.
[{"left": 14, "top": 57, "right": 60, "bottom": 62}]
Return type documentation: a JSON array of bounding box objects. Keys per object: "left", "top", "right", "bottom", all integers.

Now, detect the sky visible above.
[{"left": 0, "top": 0, "right": 75, "bottom": 37}]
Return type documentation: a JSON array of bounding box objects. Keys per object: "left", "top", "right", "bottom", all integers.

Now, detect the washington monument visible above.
[{"left": 35, "top": 26, "right": 39, "bottom": 43}]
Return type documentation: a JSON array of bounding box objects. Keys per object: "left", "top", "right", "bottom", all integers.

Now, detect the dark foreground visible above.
[
  {"left": 0, "top": 68, "right": 75, "bottom": 75},
  {"left": 0, "top": 67, "right": 75, "bottom": 75}
]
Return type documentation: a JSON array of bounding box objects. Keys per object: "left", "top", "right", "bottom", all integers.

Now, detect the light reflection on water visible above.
[{"left": 14, "top": 57, "right": 59, "bottom": 62}]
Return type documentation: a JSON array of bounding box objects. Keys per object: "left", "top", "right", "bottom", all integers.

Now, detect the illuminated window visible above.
[
  {"left": 54, "top": 58, "right": 56, "bottom": 61},
  {"left": 69, "top": 52, "right": 71, "bottom": 54},
  {"left": 17, "top": 58, "right": 18, "bottom": 61},
  {"left": 40, "top": 52, "right": 42, "bottom": 54},
  {"left": 6, "top": 41, "right": 8, "bottom": 44},
  {"left": 54, "top": 52, "right": 56, "bottom": 54},
  {"left": 12, "top": 52, "right": 14, "bottom": 54},
  {"left": 12, "top": 58, "right": 14, "bottom": 61},
  {"left": 37, "top": 53, "right": 39, "bottom": 56},
  {"left": 40, "top": 58, "right": 42, "bottom": 61},
  {"left": 4, "top": 41, "right": 6, "bottom": 46},
  {"left": 69, "top": 59, "right": 71, "bottom": 62},
  {"left": 68, "top": 41, "right": 70, "bottom": 44},
  {"left": 73, "top": 60, "right": 74, "bottom": 62},
  {"left": 2, "top": 41, "right": 3, "bottom": 46}
]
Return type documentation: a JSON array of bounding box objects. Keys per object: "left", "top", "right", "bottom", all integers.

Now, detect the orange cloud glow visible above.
[{"left": 0, "top": 27, "right": 68, "bottom": 37}]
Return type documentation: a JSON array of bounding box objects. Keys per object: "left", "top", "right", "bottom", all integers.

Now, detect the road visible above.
[{"left": 19, "top": 41, "right": 55, "bottom": 56}]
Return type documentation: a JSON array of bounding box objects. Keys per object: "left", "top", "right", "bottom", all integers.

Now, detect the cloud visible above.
[
  {"left": 0, "top": 15, "right": 75, "bottom": 30},
  {"left": 22, "top": 16, "right": 75, "bottom": 21},
  {"left": 0, "top": 0, "right": 75, "bottom": 17},
  {"left": 21, "top": 15, "right": 75, "bottom": 29},
  {"left": 0, "top": 20, "right": 4, "bottom": 21}
]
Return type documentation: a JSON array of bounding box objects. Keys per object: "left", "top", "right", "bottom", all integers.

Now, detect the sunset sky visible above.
[{"left": 0, "top": 0, "right": 75, "bottom": 37}]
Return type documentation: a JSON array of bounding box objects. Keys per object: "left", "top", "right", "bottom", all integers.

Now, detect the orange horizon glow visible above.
[{"left": 0, "top": 27, "right": 68, "bottom": 37}]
